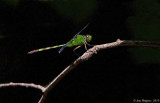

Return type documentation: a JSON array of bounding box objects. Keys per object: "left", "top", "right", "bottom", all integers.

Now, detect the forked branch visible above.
[{"left": 0, "top": 39, "right": 160, "bottom": 103}]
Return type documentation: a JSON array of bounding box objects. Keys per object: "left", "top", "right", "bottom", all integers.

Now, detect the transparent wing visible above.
[
  {"left": 70, "top": 23, "right": 89, "bottom": 41},
  {"left": 58, "top": 23, "right": 89, "bottom": 53}
]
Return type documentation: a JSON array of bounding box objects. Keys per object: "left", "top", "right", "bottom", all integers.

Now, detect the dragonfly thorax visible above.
[{"left": 85, "top": 35, "right": 92, "bottom": 42}]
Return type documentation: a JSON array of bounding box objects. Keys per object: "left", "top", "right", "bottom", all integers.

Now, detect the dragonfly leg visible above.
[
  {"left": 73, "top": 50, "right": 79, "bottom": 56},
  {"left": 85, "top": 43, "right": 97, "bottom": 54},
  {"left": 86, "top": 42, "right": 95, "bottom": 46},
  {"left": 73, "top": 45, "right": 81, "bottom": 51},
  {"left": 73, "top": 46, "right": 81, "bottom": 56},
  {"left": 84, "top": 43, "right": 88, "bottom": 50}
]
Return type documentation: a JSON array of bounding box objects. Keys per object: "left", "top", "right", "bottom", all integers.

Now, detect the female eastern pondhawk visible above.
[{"left": 28, "top": 24, "right": 92, "bottom": 54}]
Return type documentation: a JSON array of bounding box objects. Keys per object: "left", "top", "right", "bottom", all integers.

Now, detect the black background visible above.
[{"left": 0, "top": 0, "right": 160, "bottom": 103}]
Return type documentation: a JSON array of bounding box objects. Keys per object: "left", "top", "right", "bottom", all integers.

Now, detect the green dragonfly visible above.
[{"left": 28, "top": 24, "right": 92, "bottom": 54}]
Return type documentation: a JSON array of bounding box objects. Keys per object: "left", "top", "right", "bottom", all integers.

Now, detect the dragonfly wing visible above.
[
  {"left": 58, "top": 24, "right": 89, "bottom": 54},
  {"left": 58, "top": 45, "right": 67, "bottom": 53},
  {"left": 74, "top": 23, "right": 89, "bottom": 37},
  {"left": 68, "top": 23, "right": 89, "bottom": 43}
]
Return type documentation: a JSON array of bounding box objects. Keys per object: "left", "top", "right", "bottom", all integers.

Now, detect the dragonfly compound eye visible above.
[{"left": 86, "top": 35, "right": 92, "bottom": 42}]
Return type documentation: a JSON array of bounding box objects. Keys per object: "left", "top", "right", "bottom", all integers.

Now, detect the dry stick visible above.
[
  {"left": 38, "top": 39, "right": 160, "bottom": 103},
  {"left": 0, "top": 82, "right": 45, "bottom": 91},
  {"left": 0, "top": 39, "right": 160, "bottom": 103}
]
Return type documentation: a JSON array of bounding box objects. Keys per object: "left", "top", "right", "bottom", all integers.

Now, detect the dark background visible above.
[{"left": 0, "top": 0, "right": 160, "bottom": 103}]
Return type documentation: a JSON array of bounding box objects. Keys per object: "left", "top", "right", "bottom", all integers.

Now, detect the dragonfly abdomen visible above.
[{"left": 28, "top": 44, "right": 65, "bottom": 54}]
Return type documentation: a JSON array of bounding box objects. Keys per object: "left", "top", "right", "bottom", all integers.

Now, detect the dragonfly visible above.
[{"left": 28, "top": 24, "right": 92, "bottom": 54}]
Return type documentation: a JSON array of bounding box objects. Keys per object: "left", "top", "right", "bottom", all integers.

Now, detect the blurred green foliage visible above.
[
  {"left": 52, "top": 0, "right": 97, "bottom": 22},
  {"left": 0, "top": 35, "right": 5, "bottom": 39},
  {"left": 39, "top": 0, "right": 54, "bottom": 2},
  {"left": 2, "top": 0, "right": 97, "bottom": 22},
  {"left": 127, "top": 0, "right": 160, "bottom": 63},
  {"left": 2, "top": 0, "right": 20, "bottom": 7}
]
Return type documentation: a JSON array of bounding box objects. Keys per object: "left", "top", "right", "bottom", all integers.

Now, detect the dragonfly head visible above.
[{"left": 86, "top": 35, "right": 92, "bottom": 42}]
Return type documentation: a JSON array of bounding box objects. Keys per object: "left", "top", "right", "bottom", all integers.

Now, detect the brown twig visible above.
[
  {"left": 1, "top": 39, "right": 160, "bottom": 103},
  {"left": 38, "top": 39, "right": 160, "bottom": 103},
  {"left": 0, "top": 82, "right": 45, "bottom": 91}
]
